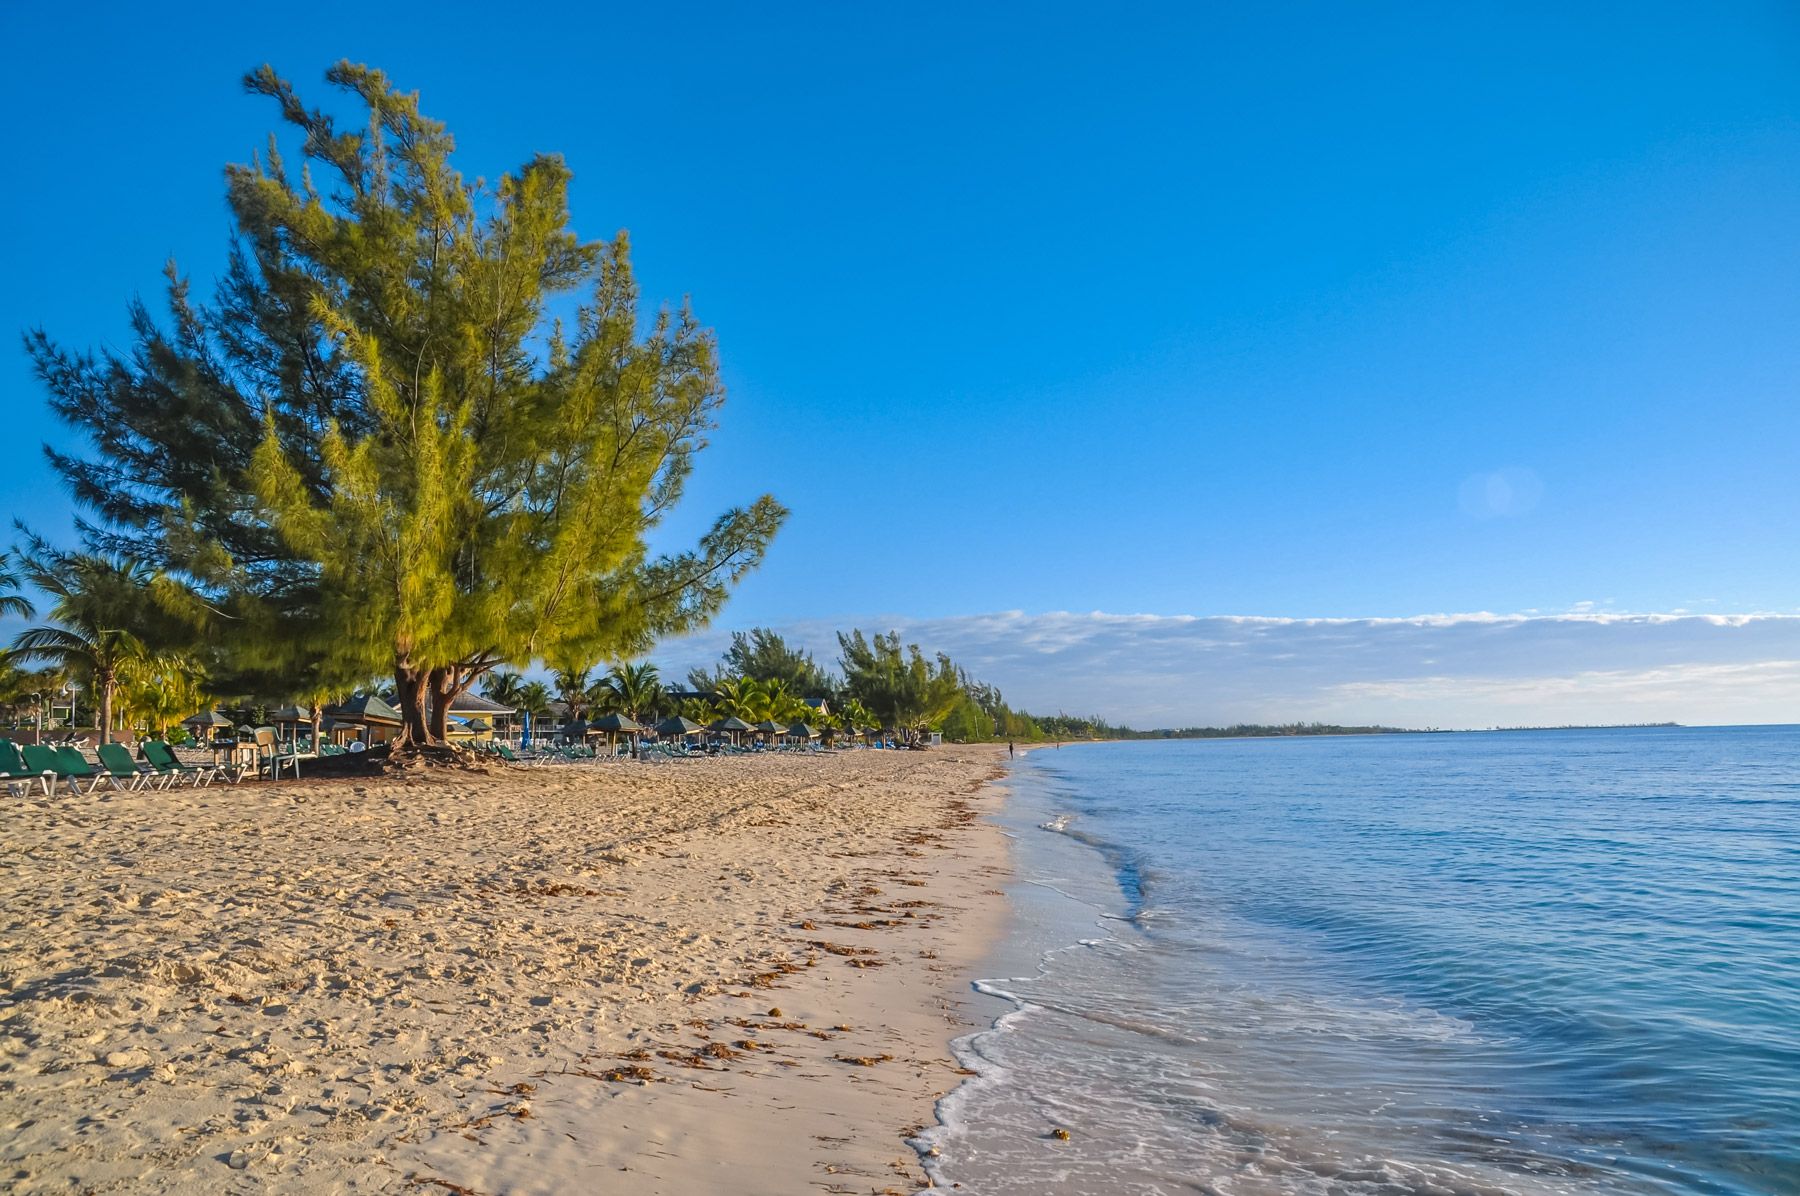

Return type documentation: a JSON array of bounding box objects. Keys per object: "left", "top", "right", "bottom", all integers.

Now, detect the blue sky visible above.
[{"left": 4, "top": 3, "right": 1798, "bottom": 723}]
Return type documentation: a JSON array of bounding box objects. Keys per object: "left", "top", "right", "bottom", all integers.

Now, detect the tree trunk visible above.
[
  {"left": 393, "top": 659, "right": 489, "bottom": 759},
  {"left": 427, "top": 667, "right": 452, "bottom": 743},
  {"left": 393, "top": 661, "right": 431, "bottom": 748},
  {"left": 98, "top": 675, "right": 114, "bottom": 746}
]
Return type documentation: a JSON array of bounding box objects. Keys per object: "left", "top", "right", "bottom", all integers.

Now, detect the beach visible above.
[{"left": 0, "top": 745, "right": 1012, "bottom": 1194}]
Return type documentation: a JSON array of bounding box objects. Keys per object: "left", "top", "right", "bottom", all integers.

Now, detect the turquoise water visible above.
[{"left": 923, "top": 728, "right": 1800, "bottom": 1195}]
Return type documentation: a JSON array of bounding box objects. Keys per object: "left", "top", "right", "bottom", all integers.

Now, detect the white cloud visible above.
[{"left": 653, "top": 610, "right": 1800, "bottom": 730}]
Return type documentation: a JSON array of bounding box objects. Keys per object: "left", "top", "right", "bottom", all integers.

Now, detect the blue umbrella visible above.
[{"left": 520, "top": 708, "right": 532, "bottom": 749}]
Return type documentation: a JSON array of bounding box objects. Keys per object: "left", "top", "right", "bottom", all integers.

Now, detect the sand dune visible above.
[{"left": 0, "top": 745, "right": 1009, "bottom": 1194}]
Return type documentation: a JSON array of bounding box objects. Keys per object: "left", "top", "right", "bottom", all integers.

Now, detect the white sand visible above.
[{"left": 0, "top": 745, "right": 1011, "bottom": 1194}]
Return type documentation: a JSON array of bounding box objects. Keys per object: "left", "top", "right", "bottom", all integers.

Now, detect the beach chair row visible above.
[{"left": 0, "top": 738, "right": 250, "bottom": 796}]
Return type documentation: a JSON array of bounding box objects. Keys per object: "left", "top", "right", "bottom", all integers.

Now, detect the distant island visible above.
[
  {"left": 1028, "top": 718, "right": 1424, "bottom": 741},
  {"left": 1477, "top": 723, "right": 1680, "bottom": 732},
  {"left": 1021, "top": 719, "right": 1685, "bottom": 741}
]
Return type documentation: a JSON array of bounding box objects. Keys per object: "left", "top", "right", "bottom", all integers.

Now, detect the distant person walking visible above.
[{"left": 1008, "top": 740, "right": 1015, "bottom": 759}]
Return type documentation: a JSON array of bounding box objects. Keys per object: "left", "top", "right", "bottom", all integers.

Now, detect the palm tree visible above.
[
  {"left": 516, "top": 680, "right": 554, "bottom": 721},
  {"left": 595, "top": 661, "right": 664, "bottom": 723},
  {"left": 0, "top": 553, "right": 36, "bottom": 621},
  {"left": 483, "top": 669, "right": 526, "bottom": 708},
  {"left": 760, "top": 678, "right": 809, "bottom": 724},
  {"left": 711, "top": 675, "right": 765, "bottom": 720},
  {"left": 839, "top": 698, "right": 877, "bottom": 736},
  {"left": 553, "top": 666, "right": 593, "bottom": 722},
  {"left": 10, "top": 552, "right": 159, "bottom": 745},
  {"left": 117, "top": 650, "right": 207, "bottom": 739}
]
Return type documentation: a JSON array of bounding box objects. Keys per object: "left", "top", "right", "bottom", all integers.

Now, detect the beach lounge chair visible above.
[
  {"left": 492, "top": 743, "right": 536, "bottom": 766},
  {"left": 36, "top": 745, "right": 100, "bottom": 795},
  {"left": 212, "top": 746, "right": 254, "bottom": 783},
  {"left": 96, "top": 742, "right": 162, "bottom": 791},
  {"left": 140, "top": 740, "right": 218, "bottom": 787},
  {"left": 0, "top": 739, "right": 54, "bottom": 796}
]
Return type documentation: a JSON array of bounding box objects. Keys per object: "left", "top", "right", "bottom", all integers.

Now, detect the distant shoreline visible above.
[{"left": 1001, "top": 721, "right": 1687, "bottom": 746}]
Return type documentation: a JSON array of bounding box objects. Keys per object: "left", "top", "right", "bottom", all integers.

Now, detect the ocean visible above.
[{"left": 919, "top": 728, "right": 1800, "bottom": 1195}]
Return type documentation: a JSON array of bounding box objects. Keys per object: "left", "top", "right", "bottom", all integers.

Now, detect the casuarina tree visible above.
[{"left": 27, "top": 62, "right": 784, "bottom": 753}]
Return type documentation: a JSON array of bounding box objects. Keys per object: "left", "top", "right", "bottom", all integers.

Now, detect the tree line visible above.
[{"left": 654, "top": 627, "right": 1047, "bottom": 743}]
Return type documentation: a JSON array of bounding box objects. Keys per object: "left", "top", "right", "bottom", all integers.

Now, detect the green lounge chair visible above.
[
  {"left": 55, "top": 745, "right": 114, "bottom": 793},
  {"left": 140, "top": 740, "right": 217, "bottom": 787},
  {"left": 21, "top": 744, "right": 72, "bottom": 793},
  {"left": 493, "top": 743, "right": 536, "bottom": 766},
  {"left": 96, "top": 742, "right": 161, "bottom": 791},
  {"left": 27, "top": 744, "right": 97, "bottom": 795},
  {"left": 0, "top": 739, "right": 54, "bottom": 796}
]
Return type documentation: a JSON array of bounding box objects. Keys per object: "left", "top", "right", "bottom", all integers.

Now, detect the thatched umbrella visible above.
[
  {"left": 655, "top": 715, "right": 703, "bottom": 740},
  {"left": 787, "top": 721, "right": 818, "bottom": 740},
  {"left": 709, "top": 715, "right": 752, "bottom": 745},
  {"left": 588, "top": 712, "right": 643, "bottom": 755},
  {"left": 753, "top": 718, "right": 785, "bottom": 743}
]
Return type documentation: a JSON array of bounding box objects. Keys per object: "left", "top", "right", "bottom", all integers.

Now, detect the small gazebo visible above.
[
  {"left": 182, "top": 710, "right": 230, "bottom": 734},
  {"left": 324, "top": 694, "right": 404, "bottom": 746},
  {"left": 588, "top": 712, "right": 643, "bottom": 756},
  {"left": 655, "top": 715, "right": 704, "bottom": 742},
  {"left": 709, "top": 715, "right": 752, "bottom": 745}
]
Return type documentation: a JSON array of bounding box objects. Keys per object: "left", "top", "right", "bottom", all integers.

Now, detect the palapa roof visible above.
[
  {"left": 655, "top": 715, "right": 704, "bottom": 735},
  {"left": 326, "top": 693, "right": 404, "bottom": 725},
  {"left": 589, "top": 713, "right": 643, "bottom": 732},
  {"left": 450, "top": 691, "right": 515, "bottom": 715},
  {"left": 710, "top": 715, "right": 753, "bottom": 732}
]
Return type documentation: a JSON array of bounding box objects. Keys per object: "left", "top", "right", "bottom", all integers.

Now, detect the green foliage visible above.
[
  {"left": 30, "top": 61, "right": 783, "bottom": 749},
  {"left": 481, "top": 670, "right": 526, "bottom": 708},
  {"left": 553, "top": 667, "right": 593, "bottom": 722},
  {"left": 117, "top": 651, "right": 208, "bottom": 737},
  {"left": 834, "top": 630, "right": 963, "bottom": 733},
  {"left": 591, "top": 661, "right": 664, "bottom": 721},
  {"left": 0, "top": 660, "right": 62, "bottom": 726},
  {"left": 685, "top": 627, "right": 834, "bottom": 697},
  {"left": 515, "top": 680, "right": 554, "bottom": 720},
  {"left": 7, "top": 544, "right": 205, "bottom": 743},
  {"left": 0, "top": 554, "right": 35, "bottom": 621},
  {"left": 675, "top": 696, "right": 715, "bottom": 725},
  {"left": 939, "top": 692, "right": 995, "bottom": 742},
  {"left": 705, "top": 675, "right": 809, "bottom": 724},
  {"left": 835, "top": 697, "right": 878, "bottom": 733}
]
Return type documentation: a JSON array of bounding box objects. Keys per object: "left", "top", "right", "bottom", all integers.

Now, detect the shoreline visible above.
[{"left": 0, "top": 744, "right": 1015, "bottom": 1194}]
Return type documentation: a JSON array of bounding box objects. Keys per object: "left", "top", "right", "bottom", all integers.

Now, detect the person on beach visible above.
[{"left": 1008, "top": 741, "right": 1015, "bottom": 758}]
